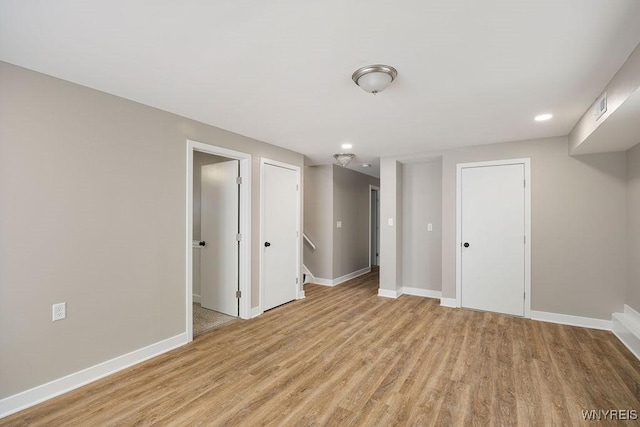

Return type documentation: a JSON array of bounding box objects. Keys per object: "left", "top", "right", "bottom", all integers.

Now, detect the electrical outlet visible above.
[{"left": 52, "top": 302, "right": 66, "bottom": 321}]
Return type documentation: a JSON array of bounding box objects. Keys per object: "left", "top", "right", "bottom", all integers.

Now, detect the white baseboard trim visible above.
[
  {"left": 250, "top": 307, "right": 263, "bottom": 318},
  {"left": 531, "top": 310, "right": 611, "bottom": 331},
  {"left": 312, "top": 277, "right": 334, "bottom": 286},
  {"left": 401, "top": 287, "right": 442, "bottom": 299},
  {"left": 0, "top": 332, "right": 188, "bottom": 418},
  {"left": 192, "top": 294, "right": 201, "bottom": 304},
  {"left": 612, "top": 305, "right": 640, "bottom": 361},
  {"left": 312, "top": 267, "right": 371, "bottom": 287},
  {"left": 333, "top": 267, "right": 370, "bottom": 286},
  {"left": 440, "top": 298, "right": 457, "bottom": 308},
  {"left": 297, "top": 290, "right": 306, "bottom": 299},
  {"left": 302, "top": 264, "right": 315, "bottom": 284},
  {"left": 377, "top": 288, "right": 400, "bottom": 298}
]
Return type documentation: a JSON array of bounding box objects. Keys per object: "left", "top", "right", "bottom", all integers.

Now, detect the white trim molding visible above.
[
  {"left": 612, "top": 305, "right": 640, "bottom": 361},
  {"left": 531, "top": 310, "right": 611, "bottom": 331},
  {"left": 401, "top": 287, "right": 442, "bottom": 299},
  {"left": 377, "top": 288, "right": 400, "bottom": 298},
  {"left": 0, "top": 333, "right": 188, "bottom": 418},
  {"left": 455, "top": 158, "right": 532, "bottom": 317},
  {"left": 368, "top": 184, "right": 380, "bottom": 269},
  {"left": 440, "top": 298, "right": 457, "bottom": 308},
  {"left": 302, "top": 264, "right": 315, "bottom": 284},
  {"left": 250, "top": 307, "right": 263, "bottom": 318},
  {"left": 192, "top": 294, "right": 201, "bottom": 304},
  {"left": 297, "top": 290, "right": 306, "bottom": 299},
  {"left": 312, "top": 267, "right": 371, "bottom": 287},
  {"left": 311, "top": 277, "right": 334, "bottom": 286},
  {"left": 186, "top": 140, "right": 252, "bottom": 338}
]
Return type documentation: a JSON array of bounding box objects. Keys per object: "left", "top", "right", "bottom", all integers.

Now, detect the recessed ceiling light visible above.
[
  {"left": 341, "top": 143, "right": 353, "bottom": 149},
  {"left": 362, "top": 163, "right": 371, "bottom": 168},
  {"left": 534, "top": 113, "right": 553, "bottom": 121}
]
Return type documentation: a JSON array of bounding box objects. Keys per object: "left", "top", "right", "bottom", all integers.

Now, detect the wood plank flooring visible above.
[{"left": 3, "top": 270, "right": 640, "bottom": 426}]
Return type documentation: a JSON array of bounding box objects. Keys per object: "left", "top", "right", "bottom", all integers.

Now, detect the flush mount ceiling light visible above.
[
  {"left": 341, "top": 143, "right": 353, "bottom": 149},
  {"left": 352, "top": 64, "right": 398, "bottom": 94},
  {"left": 534, "top": 113, "right": 553, "bottom": 121},
  {"left": 362, "top": 163, "right": 371, "bottom": 168},
  {"left": 334, "top": 153, "right": 355, "bottom": 167}
]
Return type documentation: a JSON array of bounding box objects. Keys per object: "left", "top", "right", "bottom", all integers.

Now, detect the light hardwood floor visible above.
[{"left": 3, "top": 270, "right": 640, "bottom": 426}]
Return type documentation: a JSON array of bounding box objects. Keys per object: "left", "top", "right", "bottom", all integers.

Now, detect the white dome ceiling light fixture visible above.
[
  {"left": 334, "top": 153, "right": 355, "bottom": 167},
  {"left": 352, "top": 64, "right": 398, "bottom": 94}
]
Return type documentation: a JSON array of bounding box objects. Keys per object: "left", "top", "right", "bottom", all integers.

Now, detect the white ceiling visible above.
[{"left": 2, "top": 1, "right": 640, "bottom": 177}]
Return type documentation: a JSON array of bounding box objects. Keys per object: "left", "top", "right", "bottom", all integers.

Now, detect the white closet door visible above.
[
  {"left": 461, "top": 163, "right": 525, "bottom": 316},
  {"left": 262, "top": 162, "right": 298, "bottom": 311}
]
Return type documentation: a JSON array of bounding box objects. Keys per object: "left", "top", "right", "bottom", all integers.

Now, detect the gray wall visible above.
[
  {"left": 332, "top": 165, "right": 380, "bottom": 278},
  {"left": 0, "top": 62, "right": 303, "bottom": 399},
  {"left": 627, "top": 143, "right": 640, "bottom": 312},
  {"left": 402, "top": 161, "right": 442, "bottom": 291},
  {"left": 381, "top": 136, "right": 628, "bottom": 320},
  {"left": 303, "top": 165, "right": 333, "bottom": 279}
]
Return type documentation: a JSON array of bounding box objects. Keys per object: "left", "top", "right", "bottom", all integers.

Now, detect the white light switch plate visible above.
[
  {"left": 428, "top": 223, "right": 433, "bottom": 231},
  {"left": 336, "top": 221, "right": 342, "bottom": 228},
  {"left": 388, "top": 218, "right": 394, "bottom": 226}
]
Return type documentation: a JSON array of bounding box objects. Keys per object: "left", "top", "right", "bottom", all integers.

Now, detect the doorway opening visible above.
[
  {"left": 370, "top": 185, "right": 380, "bottom": 267},
  {"left": 186, "top": 140, "right": 251, "bottom": 341}
]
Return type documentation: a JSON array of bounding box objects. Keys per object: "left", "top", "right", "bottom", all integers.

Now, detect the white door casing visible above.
[
  {"left": 369, "top": 185, "right": 380, "bottom": 267},
  {"left": 260, "top": 159, "right": 300, "bottom": 312},
  {"left": 456, "top": 159, "right": 531, "bottom": 317},
  {"left": 186, "top": 140, "right": 251, "bottom": 342},
  {"left": 200, "top": 160, "right": 239, "bottom": 317}
]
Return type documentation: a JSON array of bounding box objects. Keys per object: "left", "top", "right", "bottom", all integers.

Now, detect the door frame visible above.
[
  {"left": 186, "top": 140, "right": 252, "bottom": 341},
  {"left": 455, "top": 158, "right": 531, "bottom": 317},
  {"left": 369, "top": 185, "right": 380, "bottom": 268},
  {"left": 259, "top": 158, "right": 302, "bottom": 315}
]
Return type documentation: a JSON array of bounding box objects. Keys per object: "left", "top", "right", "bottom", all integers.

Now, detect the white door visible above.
[
  {"left": 460, "top": 163, "right": 525, "bottom": 316},
  {"left": 200, "top": 160, "right": 239, "bottom": 317},
  {"left": 262, "top": 162, "right": 299, "bottom": 311}
]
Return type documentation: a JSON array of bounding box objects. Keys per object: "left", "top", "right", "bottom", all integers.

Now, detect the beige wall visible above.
[
  {"left": 303, "top": 165, "right": 333, "bottom": 279},
  {"left": 627, "top": 143, "right": 640, "bottom": 312},
  {"left": 0, "top": 62, "right": 303, "bottom": 399},
  {"left": 332, "top": 165, "right": 380, "bottom": 278},
  {"left": 382, "top": 136, "right": 627, "bottom": 319},
  {"left": 402, "top": 161, "right": 442, "bottom": 291}
]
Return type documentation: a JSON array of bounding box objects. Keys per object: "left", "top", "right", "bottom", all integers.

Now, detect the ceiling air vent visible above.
[{"left": 594, "top": 92, "right": 607, "bottom": 121}]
